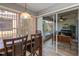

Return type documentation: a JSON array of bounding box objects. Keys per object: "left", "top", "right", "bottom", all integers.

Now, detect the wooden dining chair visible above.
[
  {"left": 3, "top": 35, "right": 28, "bottom": 56},
  {"left": 26, "top": 33, "right": 42, "bottom": 56}
]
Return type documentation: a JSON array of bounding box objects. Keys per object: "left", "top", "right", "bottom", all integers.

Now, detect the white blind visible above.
[{"left": 0, "top": 9, "right": 19, "bottom": 39}]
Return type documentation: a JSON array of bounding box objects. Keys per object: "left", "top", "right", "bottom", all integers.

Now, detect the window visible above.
[{"left": 0, "top": 9, "right": 19, "bottom": 39}]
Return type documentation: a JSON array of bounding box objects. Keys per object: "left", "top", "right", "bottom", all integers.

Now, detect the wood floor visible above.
[{"left": 42, "top": 39, "right": 78, "bottom": 56}]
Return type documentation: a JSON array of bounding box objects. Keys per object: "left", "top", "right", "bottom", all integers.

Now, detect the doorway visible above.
[
  {"left": 37, "top": 9, "right": 78, "bottom": 56},
  {"left": 56, "top": 9, "right": 78, "bottom": 56}
]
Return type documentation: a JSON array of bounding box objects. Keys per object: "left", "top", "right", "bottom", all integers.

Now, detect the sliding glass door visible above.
[
  {"left": 57, "top": 9, "right": 78, "bottom": 56},
  {"left": 52, "top": 14, "right": 57, "bottom": 51},
  {"left": 37, "top": 8, "right": 78, "bottom": 56}
]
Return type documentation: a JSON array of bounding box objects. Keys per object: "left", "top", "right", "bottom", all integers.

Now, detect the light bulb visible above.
[
  {"left": 60, "top": 19, "right": 63, "bottom": 22},
  {"left": 21, "top": 12, "right": 31, "bottom": 19}
]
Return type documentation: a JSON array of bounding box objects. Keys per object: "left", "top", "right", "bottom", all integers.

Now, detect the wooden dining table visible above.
[
  {"left": 0, "top": 34, "right": 42, "bottom": 56},
  {"left": 0, "top": 36, "right": 31, "bottom": 53}
]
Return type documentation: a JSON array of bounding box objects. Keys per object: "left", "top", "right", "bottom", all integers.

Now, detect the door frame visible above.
[{"left": 55, "top": 8, "right": 79, "bottom": 56}]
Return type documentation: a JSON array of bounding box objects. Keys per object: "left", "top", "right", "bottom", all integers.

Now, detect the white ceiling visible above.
[
  {"left": 17, "top": 3, "right": 77, "bottom": 16},
  {"left": 0, "top": 3, "right": 77, "bottom": 16},
  {"left": 18, "top": 3, "right": 56, "bottom": 13}
]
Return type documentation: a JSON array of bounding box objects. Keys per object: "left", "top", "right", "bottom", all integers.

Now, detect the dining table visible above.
[
  {"left": 0, "top": 34, "right": 42, "bottom": 56},
  {"left": 0, "top": 35, "right": 31, "bottom": 54}
]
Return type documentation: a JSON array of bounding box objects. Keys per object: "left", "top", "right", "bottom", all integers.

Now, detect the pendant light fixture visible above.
[
  {"left": 60, "top": 16, "right": 64, "bottom": 22},
  {"left": 21, "top": 3, "right": 31, "bottom": 20}
]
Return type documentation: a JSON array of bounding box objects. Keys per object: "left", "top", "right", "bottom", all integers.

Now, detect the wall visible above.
[
  {"left": 19, "top": 16, "right": 37, "bottom": 34},
  {"left": 18, "top": 15, "right": 36, "bottom": 40},
  {"left": 27, "top": 16, "right": 37, "bottom": 40},
  {"left": 0, "top": 3, "right": 37, "bottom": 39},
  {"left": 58, "top": 14, "right": 77, "bottom": 32},
  {"left": 37, "top": 17, "right": 43, "bottom": 36},
  {"left": 29, "top": 16, "right": 37, "bottom": 34}
]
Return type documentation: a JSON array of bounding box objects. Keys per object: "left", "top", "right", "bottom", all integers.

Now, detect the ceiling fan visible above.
[{"left": 59, "top": 16, "right": 67, "bottom": 22}]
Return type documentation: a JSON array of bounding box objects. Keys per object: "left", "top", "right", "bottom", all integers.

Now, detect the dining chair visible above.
[
  {"left": 3, "top": 35, "right": 29, "bottom": 56},
  {"left": 26, "top": 33, "right": 42, "bottom": 56}
]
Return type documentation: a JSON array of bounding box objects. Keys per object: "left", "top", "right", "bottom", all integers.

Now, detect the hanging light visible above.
[
  {"left": 60, "top": 16, "right": 64, "bottom": 22},
  {"left": 21, "top": 4, "right": 31, "bottom": 20}
]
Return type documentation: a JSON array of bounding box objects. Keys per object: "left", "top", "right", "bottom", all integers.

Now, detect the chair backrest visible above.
[
  {"left": 3, "top": 35, "right": 28, "bottom": 56},
  {"left": 30, "top": 33, "right": 42, "bottom": 56}
]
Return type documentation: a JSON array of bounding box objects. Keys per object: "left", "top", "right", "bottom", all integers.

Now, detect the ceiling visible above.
[
  {"left": 18, "top": 3, "right": 56, "bottom": 13},
  {"left": 58, "top": 9, "right": 78, "bottom": 17},
  {"left": 0, "top": 3, "right": 77, "bottom": 17},
  {"left": 17, "top": 3, "right": 77, "bottom": 16}
]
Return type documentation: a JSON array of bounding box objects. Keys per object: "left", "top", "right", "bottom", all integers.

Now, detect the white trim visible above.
[
  {"left": 0, "top": 5, "right": 21, "bottom": 13},
  {"left": 77, "top": 8, "right": 79, "bottom": 56},
  {"left": 38, "top": 4, "right": 79, "bottom": 17},
  {"left": 56, "top": 13, "right": 58, "bottom": 53}
]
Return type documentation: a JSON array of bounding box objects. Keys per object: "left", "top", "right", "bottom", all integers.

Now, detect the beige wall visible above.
[
  {"left": 27, "top": 15, "right": 37, "bottom": 40},
  {"left": 30, "top": 15, "right": 37, "bottom": 34},
  {"left": 18, "top": 15, "right": 36, "bottom": 36}
]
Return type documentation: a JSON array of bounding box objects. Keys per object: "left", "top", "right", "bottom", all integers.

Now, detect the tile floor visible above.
[{"left": 42, "top": 39, "right": 78, "bottom": 56}]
